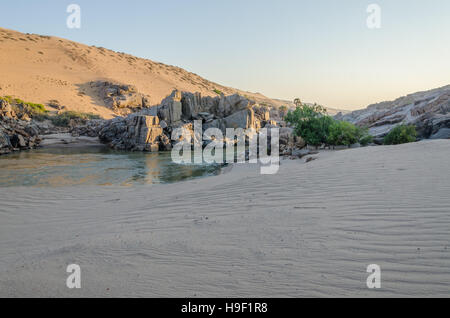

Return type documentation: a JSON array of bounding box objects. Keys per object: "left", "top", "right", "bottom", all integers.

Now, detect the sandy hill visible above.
[{"left": 0, "top": 27, "right": 287, "bottom": 119}]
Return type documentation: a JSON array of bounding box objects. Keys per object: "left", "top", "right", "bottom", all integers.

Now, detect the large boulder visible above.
[
  {"left": 158, "top": 90, "right": 183, "bottom": 124},
  {"left": 203, "top": 107, "right": 257, "bottom": 134},
  {"left": 99, "top": 115, "right": 163, "bottom": 152},
  {"left": 181, "top": 92, "right": 203, "bottom": 119},
  {"left": 216, "top": 94, "right": 251, "bottom": 118},
  {"left": 223, "top": 108, "right": 256, "bottom": 130}
]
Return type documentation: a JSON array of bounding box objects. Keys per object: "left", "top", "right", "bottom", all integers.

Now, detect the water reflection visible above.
[{"left": 0, "top": 146, "right": 222, "bottom": 187}]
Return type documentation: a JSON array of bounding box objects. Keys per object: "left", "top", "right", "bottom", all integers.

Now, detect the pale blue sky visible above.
[{"left": 1, "top": 0, "right": 449, "bottom": 109}]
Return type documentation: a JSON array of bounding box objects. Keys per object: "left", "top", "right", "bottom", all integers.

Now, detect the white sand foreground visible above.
[{"left": 0, "top": 140, "right": 449, "bottom": 297}]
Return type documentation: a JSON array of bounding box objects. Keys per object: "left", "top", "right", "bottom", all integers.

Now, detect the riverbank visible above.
[
  {"left": 40, "top": 133, "right": 103, "bottom": 148},
  {"left": 0, "top": 140, "right": 449, "bottom": 297}
]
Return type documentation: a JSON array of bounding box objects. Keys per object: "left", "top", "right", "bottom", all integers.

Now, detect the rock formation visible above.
[
  {"left": 0, "top": 100, "right": 41, "bottom": 155},
  {"left": 96, "top": 90, "right": 282, "bottom": 153},
  {"left": 90, "top": 81, "right": 151, "bottom": 115},
  {"left": 99, "top": 115, "right": 162, "bottom": 152},
  {"left": 336, "top": 85, "right": 450, "bottom": 142}
]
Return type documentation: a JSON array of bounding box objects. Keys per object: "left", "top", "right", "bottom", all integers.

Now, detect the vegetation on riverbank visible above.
[
  {"left": 285, "top": 102, "right": 373, "bottom": 147},
  {"left": 1, "top": 96, "right": 100, "bottom": 126}
]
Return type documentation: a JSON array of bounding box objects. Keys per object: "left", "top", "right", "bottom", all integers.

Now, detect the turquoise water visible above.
[{"left": 0, "top": 146, "right": 222, "bottom": 187}]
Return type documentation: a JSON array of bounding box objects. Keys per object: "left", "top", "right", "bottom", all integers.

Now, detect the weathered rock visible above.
[
  {"left": 90, "top": 81, "right": 151, "bottom": 114},
  {"left": 0, "top": 128, "right": 12, "bottom": 150},
  {"left": 292, "top": 149, "right": 317, "bottom": 158},
  {"left": 181, "top": 92, "right": 203, "bottom": 119},
  {"left": 337, "top": 85, "right": 450, "bottom": 140},
  {"left": 0, "top": 99, "right": 16, "bottom": 119},
  {"left": 159, "top": 133, "right": 172, "bottom": 151},
  {"left": 99, "top": 115, "right": 163, "bottom": 152},
  {"left": 97, "top": 90, "right": 276, "bottom": 153},
  {"left": 0, "top": 112, "right": 41, "bottom": 154},
  {"left": 223, "top": 108, "right": 256, "bottom": 130},
  {"left": 430, "top": 127, "right": 450, "bottom": 140},
  {"left": 158, "top": 90, "right": 183, "bottom": 124},
  {"left": 279, "top": 127, "right": 305, "bottom": 149},
  {"left": 159, "top": 120, "right": 168, "bottom": 129}
]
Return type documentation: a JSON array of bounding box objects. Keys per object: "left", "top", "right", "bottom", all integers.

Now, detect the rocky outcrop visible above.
[
  {"left": 90, "top": 81, "right": 151, "bottom": 115},
  {"left": 96, "top": 90, "right": 286, "bottom": 153},
  {"left": 157, "top": 90, "right": 254, "bottom": 123},
  {"left": 0, "top": 101, "right": 41, "bottom": 155},
  {"left": 336, "top": 85, "right": 450, "bottom": 140},
  {"left": 99, "top": 115, "right": 163, "bottom": 151},
  {"left": 203, "top": 108, "right": 257, "bottom": 133},
  {"left": 158, "top": 90, "right": 183, "bottom": 124}
]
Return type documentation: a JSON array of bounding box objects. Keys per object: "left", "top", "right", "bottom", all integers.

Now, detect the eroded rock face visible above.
[
  {"left": 158, "top": 90, "right": 254, "bottom": 123},
  {"left": 97, "top": 90, "right": 281, "bottom": 153},
  {"left": 90, "top": 81, "right": 151, "bottom": 115},
  {"left": 336, "top": 85, "right": 450, "bottom": 139},
  {"left": 158, "top": 91, "right": 183, "bottom": 124},
  {"left": 99, "top": 115, "right": 163, "bottom": 151},
  {"left": 0, "top": 101, "right": 41, "bottom": 155}
]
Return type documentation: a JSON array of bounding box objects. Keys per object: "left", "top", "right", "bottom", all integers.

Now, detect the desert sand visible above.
[
  {"left": 0, "top": 140, "right": 449, "bottom": 297},
  {"left": 0, "top": 27, "right": 294, "bottom": 119}
]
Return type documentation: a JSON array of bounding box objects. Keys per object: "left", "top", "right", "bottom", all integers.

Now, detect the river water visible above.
[{"left": 0, "top": 146, "right": 222, "bottom": 187}]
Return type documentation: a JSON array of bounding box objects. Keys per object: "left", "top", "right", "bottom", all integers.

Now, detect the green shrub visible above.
[
  {"left": 327, "top": 121, "right": 363, "bottom": 146},
  {"left": 213, "top": 89, "right": 222, "bottom": 95},
  {"left": 285, "top": 103, "right": 334, "bottom": 146},
  {"left": 383, "top": 125, "right": 417, "bottom": 145},
  {"left": 360, "top": 134, "right": 374, "bottom": 146}
]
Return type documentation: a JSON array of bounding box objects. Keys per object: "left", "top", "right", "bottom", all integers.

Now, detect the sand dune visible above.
[
  {"left": 0, "top": 140, "right": 449, "bottom": 297},
  {"left": 0, "top": 27, "right": 288, "bottom": 119}
]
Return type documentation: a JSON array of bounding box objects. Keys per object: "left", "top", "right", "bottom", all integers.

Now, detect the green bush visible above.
[
  {"left": 285, "top": 100, "right": 374, "bottom": 147},
  {"left": 213, "top": 89, "right": 222, "bottom": 95},
  {"left": 360, "top": 133, "right": 374, "bottom": 146},
  {"left": 285, "top": 103, "right": 334, "bottom": 146},
  {"left": 327, "top": 121, "right": 363, "bottom": 146},
  {"left": 383, "top": 125, "right": 417, "bottom": 145}
]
